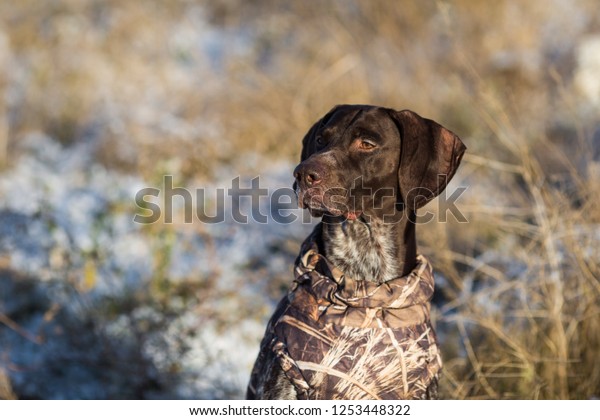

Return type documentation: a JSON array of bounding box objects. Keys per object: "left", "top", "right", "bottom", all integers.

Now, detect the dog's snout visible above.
[{"left": 294, "top": 162, "right": 323, "bottom": 187}]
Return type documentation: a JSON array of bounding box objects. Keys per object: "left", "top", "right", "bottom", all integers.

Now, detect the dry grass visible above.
[
  {"left": 0, "top": 0, "right": 599, "bottom": 399},
  {"left": 420, "top": 75, "right": 600, "bottom": 398}
]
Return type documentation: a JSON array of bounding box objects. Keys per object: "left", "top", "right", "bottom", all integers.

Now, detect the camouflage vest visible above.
[{"left": 263, "top": 229, "right": 442, "bottom": 400}]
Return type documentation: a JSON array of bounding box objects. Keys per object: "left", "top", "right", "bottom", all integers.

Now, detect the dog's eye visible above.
[
  {"left": 316, "top": 135, "right": 325, "bottom": 145},
  {"left": 358, "top": 139, "right": 376, "bottom": 150}
]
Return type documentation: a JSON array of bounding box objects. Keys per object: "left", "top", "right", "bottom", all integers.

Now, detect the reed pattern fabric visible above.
[{"left": 249, "top": 225, "right": 442, "bottom": 399}]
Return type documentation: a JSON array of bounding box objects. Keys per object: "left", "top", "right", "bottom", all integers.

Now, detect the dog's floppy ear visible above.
[{"left": 387, "top": 109, "right": 466, "bottom": 210}]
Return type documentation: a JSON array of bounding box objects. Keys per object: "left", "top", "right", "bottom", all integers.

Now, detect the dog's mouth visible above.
[{"left": 297, "top": 187, "right": 363, "bottom": 220}]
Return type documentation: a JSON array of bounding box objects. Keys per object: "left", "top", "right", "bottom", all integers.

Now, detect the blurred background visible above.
[{"left": 0, "top": 0, "right": 599, "bottom": 399}]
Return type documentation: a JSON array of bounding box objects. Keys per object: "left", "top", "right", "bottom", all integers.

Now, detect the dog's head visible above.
[{"left": 293, "top": 104, "right": 466, "bottom": 220}]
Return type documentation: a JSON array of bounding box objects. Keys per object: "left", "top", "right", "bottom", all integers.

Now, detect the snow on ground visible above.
[{"left": 0, "top": 133, "right": 315, "bottom": 399}]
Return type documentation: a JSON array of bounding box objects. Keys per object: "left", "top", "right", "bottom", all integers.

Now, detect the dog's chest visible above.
[{"left": 323, "top": 220, "right": 399, "bottom": 282}]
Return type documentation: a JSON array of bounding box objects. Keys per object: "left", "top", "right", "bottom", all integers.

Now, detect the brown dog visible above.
[{"left": 247, "top": 104, "right": 466, "bottom": 400}]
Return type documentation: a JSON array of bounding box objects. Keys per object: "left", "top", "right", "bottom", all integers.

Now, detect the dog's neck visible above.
[{"left": 320, "top": 212, "right": 417, "bottom": 282}]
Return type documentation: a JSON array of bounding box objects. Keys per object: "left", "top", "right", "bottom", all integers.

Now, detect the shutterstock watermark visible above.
[{"left": 133, "top": 175, "right": 468, "bottom": 225}]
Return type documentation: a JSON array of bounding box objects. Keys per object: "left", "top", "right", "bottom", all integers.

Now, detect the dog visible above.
[{"left": 247, "top": 104, "right": 466, "bottom": 400}]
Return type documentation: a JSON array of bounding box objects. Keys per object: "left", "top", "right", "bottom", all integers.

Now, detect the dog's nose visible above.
[
  {"left": 294, "top": 163, "right": 323, "bottom": 187},
  {"left": 304, "top": 170, "right": 321, "bottom": 186}
]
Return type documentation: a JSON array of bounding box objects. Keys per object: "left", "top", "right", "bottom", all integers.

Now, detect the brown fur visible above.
[{"left": 247, "top": 104, "right": 465, "bottom": 399}]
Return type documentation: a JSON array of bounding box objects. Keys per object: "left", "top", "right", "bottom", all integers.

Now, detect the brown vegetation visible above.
[{"left": 0, "top": 0, "right": 599, "bottom": 399}]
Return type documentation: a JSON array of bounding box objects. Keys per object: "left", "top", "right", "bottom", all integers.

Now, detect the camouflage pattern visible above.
[{"left": 248, "top": 224, "right": 442, "bottom": 400}]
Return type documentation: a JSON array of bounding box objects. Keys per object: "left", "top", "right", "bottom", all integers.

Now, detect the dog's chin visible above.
[
  {"left": 329, "top": 210, "right": 363, "bottom": 221},
  {"left": 298, "top": 190, "right": 363, "bottom": 220},
  {"left": 305, "top": 202, "right": 363, "bottom": 221},
  {"left": 302, "top": 199, "right": 333, "bottom": 218},
  {"left": 307, "top": 206, "right": 342, "bottom": 218}
]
